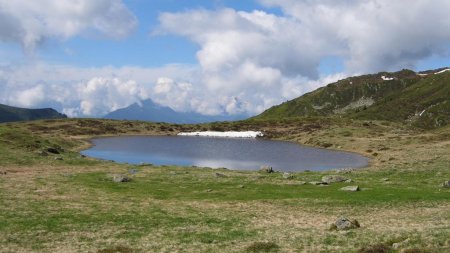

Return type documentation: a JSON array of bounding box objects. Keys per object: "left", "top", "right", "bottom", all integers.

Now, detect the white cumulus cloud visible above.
[
  {"left": 259, "top": 0, "right": 450, "bottom": 73},
  {"left": 0, "top": 0, "right": 137, "bottom": 53}
]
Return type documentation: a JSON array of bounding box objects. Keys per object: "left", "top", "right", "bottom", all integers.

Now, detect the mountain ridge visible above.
[
  {"left": 104, "top": 99, "right": 248, "bottom": 124},
  {"left": 254, "top": 68, "right": 450, "bottom": 128},
  {"left": 0, "top": 104, "right": 67, "bottom": 123}
]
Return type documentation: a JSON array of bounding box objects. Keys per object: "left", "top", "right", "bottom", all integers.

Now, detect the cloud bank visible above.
[{"left": 0, "top": 0, "right": 137, "bottom": 53}]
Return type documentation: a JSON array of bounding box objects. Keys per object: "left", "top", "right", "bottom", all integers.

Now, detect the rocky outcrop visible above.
[
  {"left": 322, "top": 175, "right": 348, "bottom": 184},
  {"left": 330, "top": 217, "right": 360, "bottom": 231}
]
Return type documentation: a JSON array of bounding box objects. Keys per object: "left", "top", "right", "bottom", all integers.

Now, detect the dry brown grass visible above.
[{"left": 1, "top": 118, "right": 449, "bottom": 252}]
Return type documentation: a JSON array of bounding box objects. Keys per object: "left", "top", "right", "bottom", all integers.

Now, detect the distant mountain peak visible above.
[{"left": 104, "top": 98, "right": 249, "bottom": 124}]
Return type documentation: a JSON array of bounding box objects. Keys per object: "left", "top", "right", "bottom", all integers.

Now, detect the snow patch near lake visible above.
[
  {"left": 178, "top": 131, "right": 263, "bottom": 138},
  {"left": 381, "top": 76, "right": 394, "bottom": 81},
  {"left": 434, "top": 68, "right": 450, "bottom": 74}
]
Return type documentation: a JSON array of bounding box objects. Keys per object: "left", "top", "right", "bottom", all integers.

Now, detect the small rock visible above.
[
  {"left": 38, "top": 151, "right": 48, "bottom": 156},
  {"left": 205, "top": 189, "right": 213, "bottom": 192},
  {"left": 392, "top": 238, "right": 410, "bottom": 249},
  {"left": 322, "top": 175, "right": 348, "bottom": 184},
  {"left": 238, "top": 185, "right": 245, "bottom": 188},
  {"left": 344, "top": 179, "right": 353, "bottom": 183},
  {"left": 332, "top": 217, "right": 360, "bottom": 231},
  {"left": 47, "top": 148, "right": 60, "bottom": 154},
  {"left": 0, "top": 171, "right": 6, "bottom": 175},
  {"left": 309, "top": 181, "right": 328, "bottom": 185},
  {"left": 259, "top": 165, "right": 274, "bottom": 173},
  {"left": 334, "top": 168, "right": 355, "bottom": 174},
  {"left": 283, "top": 172, "right": 294, "bottom": 179},
  {"left": 442, "top": 181, "right": 450, "bottom": 188},
  {"left": 80, "top": 154, "right": 86, "bottom": 158},
  {"left": 54, "top": 157, "right": 63, "bottom": 161},
  {"left": 113, "top": 174, "right": 130, "bottom": 183},
  {"left": 128, "top": 169, "right": 138, "bottom": 174},
  {"left": 382, "top": 178, "right": 390, "bottom": 182},
  {"left": 340, "top": 186, "right": 360, "bottom": 192},
  {"left": 214, "top": 173, "right": 227, "bottom": 178}
]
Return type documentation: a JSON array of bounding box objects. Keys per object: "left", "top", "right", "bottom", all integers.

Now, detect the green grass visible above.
[
  {"left": 0, "top": 119, "right": 449, "bottom": 252},
  {"left": 69, "top": 166, "right": 449, "bottom": 204}
]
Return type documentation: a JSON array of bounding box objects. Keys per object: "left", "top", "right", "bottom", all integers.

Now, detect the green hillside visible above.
[
  {"left": 0, "top": 103, "right": 67, "bottom": 123},
  {"left": 351, "top": 71, "right": 450, "bottom": 128},
  {"left": 255, "top": 69, "right": 450, "bottom": 128}
]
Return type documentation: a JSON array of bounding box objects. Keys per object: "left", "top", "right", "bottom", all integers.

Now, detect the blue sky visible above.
[
  {"left": 0, "top": 0, "right": 450, "bottom": 117},
  {"left": 5, "top": 0, "right": 280, "bottom": 68}
]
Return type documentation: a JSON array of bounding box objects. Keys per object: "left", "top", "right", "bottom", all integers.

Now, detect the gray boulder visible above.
[
  {"left": 214, "top": 173, "right": 227, "bottom": 178},
  {"left": 334, "top": 168, "right": 355, "bottom": 174},
  {"left": 309, "top": 181, "right": 328, "bottom": 185},
  {"left": 331, "top": 217, "right": 360, "bottom": 231},
  {"left": 340, "top": 186, "right": 360, "bottom": 192},
  {"left": 259, "top": 166, "right": 274, "bottom": 173},
  {"left": 283, "top": 173, "right": 294, "bottom": 179},
  {"left": 442, "top": 181, "right": 450, "bottom": 188},
  {"left": 113, "top": 174, "right": 130, "bottom": 183},
  {"left": 392, "top": 238, "right": 410, "bottom": 250},
  {"left": 128, "top": 169, "right": 138, "bottom": 174},
  {"left": 322, "top": 175, "right": 348, "bottom": 184}
]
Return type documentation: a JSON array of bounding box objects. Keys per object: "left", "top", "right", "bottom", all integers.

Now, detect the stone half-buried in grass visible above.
[
  {"left": 442, "top": 180, "right": 450, "bottom": 188},
  {"left": 330, "top": 217, "right": 361, "bottom": 231},
  {"left": 259, "top": 165, "right": 274, "bottom": 173},
  {"left": 321, "top": 175, "right": 348, "bottom": 184},
  {"left": 112, "top": 174, "right": 131, "bottom": 183},
  {"left": 340, "top": 185, "right": 360, "bottom": 192}
]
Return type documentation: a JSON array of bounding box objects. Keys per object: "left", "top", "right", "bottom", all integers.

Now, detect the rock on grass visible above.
[
  {"left": 330, "top": 217, "right": 360, "bottom": 231},
  {"left": 340, "top": 185, "right": 360, "bottom": 192},
  {"left": 282, "top": 172, "right": 294, "bottom": 179},
  {"left": 322, "top": 175, "right": 348, "bottom": 184},
  {"left": 113, "top": 174, "right": 130, "bottom": 183},
  {"left": 259, "top": 166, "right": 274, "bottom": 173}
]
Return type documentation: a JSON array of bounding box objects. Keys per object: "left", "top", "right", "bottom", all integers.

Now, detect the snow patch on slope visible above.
[
  {"left": 178, "top": 131, "right": 263, "bottom": 138},
  {"left": 434, "top": 69, "right": 450, "bottom": 74}
]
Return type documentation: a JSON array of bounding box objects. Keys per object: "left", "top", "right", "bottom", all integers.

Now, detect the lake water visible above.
[{"left": 81, "top": 136, "right": 368, "bottom": 172}]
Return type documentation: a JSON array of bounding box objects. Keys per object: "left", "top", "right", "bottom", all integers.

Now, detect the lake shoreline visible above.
[{"left": 82, "top": 135, "right": 368, "bottom": 172}]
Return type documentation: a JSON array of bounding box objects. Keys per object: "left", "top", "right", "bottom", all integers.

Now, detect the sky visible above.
[{"left": 1, "top": 0, "right": 450, "bottom": 117}]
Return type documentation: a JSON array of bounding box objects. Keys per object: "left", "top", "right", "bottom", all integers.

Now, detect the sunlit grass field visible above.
[{"left": 0, "top": 119, "right": 449, "bottom": 252}]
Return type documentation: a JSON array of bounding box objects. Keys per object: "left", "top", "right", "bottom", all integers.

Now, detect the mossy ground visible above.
[{"left": 0, "top": 118, "right": 449, "bottom": 252}]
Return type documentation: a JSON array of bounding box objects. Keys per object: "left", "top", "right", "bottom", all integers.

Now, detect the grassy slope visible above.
[
  {"left": 351, "top": 72, "right": 450, "bottom": 128},
  {"left": 255, "top": 70, "right": 449, "bottom": 129},
  {"left": 0, "top": 118, "right": 449, "bottom": 252},
  {"left": 0, "top": 104, "right": 67, "bottom": 123},
  {"left": 255, "top": 70, "right": 419, "bottom": 118}
]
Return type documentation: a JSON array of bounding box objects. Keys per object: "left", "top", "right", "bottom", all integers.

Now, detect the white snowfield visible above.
[
  {"left": 178, "top": 131, "right": 264, "bottom": 138},
  {"left": 381, "top": 76, "right": 394, "bottom": 81},
  {"left": 434, "top": 68, "right": 450, "bottom": 75}
]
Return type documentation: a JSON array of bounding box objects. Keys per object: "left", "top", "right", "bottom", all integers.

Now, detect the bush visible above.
[
  {"left": 357, "top": 243, "right": 391, "bottom": 253},
  {"left": 246, "top": 242, "right": 279, "bottom": 252}
]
